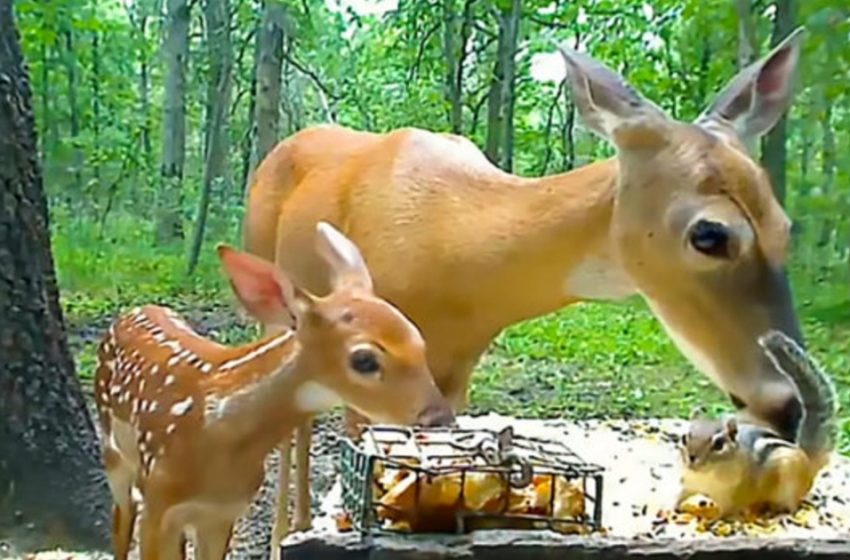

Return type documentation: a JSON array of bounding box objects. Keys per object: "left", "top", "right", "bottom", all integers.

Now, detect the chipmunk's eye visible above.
[
  {"left": 680, "top": 434, "right": 688, "bottom": 446},
  {"left": 711, "top": 437, "right": 725, "bottom": 451}
]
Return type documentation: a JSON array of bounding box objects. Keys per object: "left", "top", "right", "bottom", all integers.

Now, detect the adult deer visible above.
[
  {"left": 94, "top": 222, "right": 453, "bottom": 560},
  {"left": 245, "top": 29, "right": 808, "bottom": 535}
]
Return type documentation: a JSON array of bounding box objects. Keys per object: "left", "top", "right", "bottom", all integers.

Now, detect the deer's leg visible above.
[
  {"left": 103, "top": 447, "right": 137, "bottom": 560},
  {"left": 270, "top": 436, "right": 293, "bottom": 560},
  {"left": 194, "top": 520, "right": 235, "bottom": 560},
  {"left": 293, "top": 417, "right": 314, "bottom": 532}
]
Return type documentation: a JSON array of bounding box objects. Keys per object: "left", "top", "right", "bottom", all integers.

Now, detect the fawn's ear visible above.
[
  {"left": 217, "top": 244, "right": 311, "bottom": 328},
  {"left": 314, "top": 222, "right": 374, "bottom": 293}
]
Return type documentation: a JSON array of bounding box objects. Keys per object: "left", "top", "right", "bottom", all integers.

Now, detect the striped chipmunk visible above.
[
  {"left": 677, "top": 330, "right": 838, "bottom": 517},
  {"left": 93, "top": 222, "right": 454, "bottom": 560}
]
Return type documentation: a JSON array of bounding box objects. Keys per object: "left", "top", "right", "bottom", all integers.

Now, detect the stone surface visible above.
[{"left": 281, "top": 413, "right": 850, "bottom": 559}]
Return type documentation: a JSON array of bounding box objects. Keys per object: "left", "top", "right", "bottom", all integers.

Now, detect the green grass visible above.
[{"left": 53, "top": 212, "right": 850, "bottom": 452}]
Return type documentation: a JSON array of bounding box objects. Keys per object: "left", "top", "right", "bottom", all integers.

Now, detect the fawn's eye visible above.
[
  {"left": 349, "top": 347, "right": 381, "bottom": 375},
  {"left": 689, "top": 220, "right": 731, "bottom": 258},
  {"left": 680, "top": 434, "right": 688, "bottom": 446}
]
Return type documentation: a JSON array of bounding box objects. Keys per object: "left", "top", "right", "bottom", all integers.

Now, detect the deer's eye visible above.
[
  {"left": 349, "top": 348, "right": 381, "bottom": 375},
  {"left": 689, "top": 220, "right": 731, "bottom": 258}
]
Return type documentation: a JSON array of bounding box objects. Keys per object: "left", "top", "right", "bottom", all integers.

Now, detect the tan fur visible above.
[
  {"left": 679, "top": 442, "right": 815, "bottom": 516},
  {"left": 243, "top": 32, "right": 807, "bottom": 536}
]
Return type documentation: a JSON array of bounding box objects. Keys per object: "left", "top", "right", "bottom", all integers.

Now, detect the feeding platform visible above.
[{"left": 282, "top": 414, "right": 850, "bottom": 559}]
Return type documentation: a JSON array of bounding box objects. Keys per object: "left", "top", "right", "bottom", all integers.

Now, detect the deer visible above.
[
  {"left": 93, "top": 222, "right": 455, "bottom": 560},
  {"left": 243, "top": 28, "right": 809, "bottom": 539}
]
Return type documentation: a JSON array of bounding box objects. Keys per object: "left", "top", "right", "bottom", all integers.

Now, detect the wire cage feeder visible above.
[{"left": 339, "top": 424, "right": 605, "bottom": 535}]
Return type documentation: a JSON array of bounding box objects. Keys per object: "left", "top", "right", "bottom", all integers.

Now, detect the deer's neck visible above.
[
  {"left": 201, "top": 330, "right": 328, "bottom": 448},
  {"left": 434, "top": 157, "right": 635, "bottom": 326}
]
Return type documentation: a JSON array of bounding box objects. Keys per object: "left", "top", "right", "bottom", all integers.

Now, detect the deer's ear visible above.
[
  {"left": 698, "top": 27, "right": 805, "bottom": 144},
  {"left": 217, "top": 244, "right": 311, "bottom": 328},
  {"left": 557, "top": 45, "right": 670, "bottom": 151},
  {"left": 314, "top": 222, "right": 374, "bottom": 293}
]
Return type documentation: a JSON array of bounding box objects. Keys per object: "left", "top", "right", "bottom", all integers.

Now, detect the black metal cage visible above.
[{"left": 339, "top": 424, "right": 605, "bottom": 535}]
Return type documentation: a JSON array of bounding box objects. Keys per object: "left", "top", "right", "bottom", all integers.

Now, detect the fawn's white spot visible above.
[
  {"left": 166, "top": 423, "right": 176, "bottom": 435},
  {"left": 164, "top": 375, "right": 176, "bottom": 386},
  {"left": 171, "top": 397, "right": 194, "bottom": 416}
]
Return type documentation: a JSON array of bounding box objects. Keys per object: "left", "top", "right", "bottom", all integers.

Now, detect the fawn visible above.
[{"left": 94, "top": 222, "right": 454, "bottom": 560}]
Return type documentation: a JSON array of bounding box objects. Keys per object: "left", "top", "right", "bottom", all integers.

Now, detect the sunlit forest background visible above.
[{"left": 14, "top": 0, "right": 850, "bottom": 445}]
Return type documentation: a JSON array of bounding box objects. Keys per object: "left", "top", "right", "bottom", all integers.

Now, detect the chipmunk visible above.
[{"left": 677, "top": 330, "right": 838, "bottom": 517}]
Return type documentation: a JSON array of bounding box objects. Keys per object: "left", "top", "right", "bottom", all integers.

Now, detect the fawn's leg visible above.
[
  {"left": 103, "top": 447, "right": 138, "bottom": 560},
  {"left": 194, "top": 520, "right": 235, "bottom": 560},
  {"left": 293, "top": 417, "right": 314, "bottom": 532},
  {"left": 270, "top": 435, "right": 293, "bottom": 560},
  {"left": 138, "top": 506, "right": 185, "bottom": 560}
]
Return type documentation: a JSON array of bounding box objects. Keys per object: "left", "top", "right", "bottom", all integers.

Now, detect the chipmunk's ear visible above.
[
  {"left": 723, "top": 416, "right": 739, "bottom": 440},
  {"left": 689, "top": 406, "right": 706, "bottom": 421}
]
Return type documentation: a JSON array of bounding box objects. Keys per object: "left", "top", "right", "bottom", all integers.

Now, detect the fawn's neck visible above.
[{"left": 201, "top": 330, "right": 336, "bottom": 447}]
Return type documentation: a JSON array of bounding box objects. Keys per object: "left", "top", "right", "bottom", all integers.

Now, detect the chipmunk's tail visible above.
[{"left": 758, "top": 330, "right": 838, "bottom": 465}]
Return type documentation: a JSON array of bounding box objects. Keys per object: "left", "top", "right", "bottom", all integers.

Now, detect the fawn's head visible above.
[
  {"left": 218, "top": 222, "right": 454, "bottom": 428},
  {"left": 559, "top": 29, "right": 806, "bottom": 439}
]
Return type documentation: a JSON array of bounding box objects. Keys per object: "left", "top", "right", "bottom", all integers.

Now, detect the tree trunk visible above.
[
  {"left": 251, "top": 0, "right": 285, "bottom": 177},
  {"left": 156, "top": 0, "right": 190, "bottom": 244},
  {"left": 240, "top": 37, "right": 258, "bottom": 199},
  {"left": 500, "top": 0, "right": 521, "bottom": 172},
  {"left": 484, "top": 0, "right": 521, "bottom": 170},
  {"left": 442, "top": 0, "right": 462, "bottom": 133},
  {"left": 760, "top": 0, "right": 794, "bottom": 205},
  {"left": 188, "top": 0, "right": 232, "bottom": 274},
  {"left": 0, "top": 1, "right": 111, "bottom": 548},
  {"left": 62, "top": 27, "right": 83, "bottom": 197},
  {"left": 139, "top": 15, "right": 152, "bottom": 178},
  {"left": 816, "top": 102, "right": 835, "bottom": 247},
  {"left": 91, "top": 24, "right": 101, "bottom": 185},
  {"left": 734, "top": 0, "right": 757, "bottom": 68}
]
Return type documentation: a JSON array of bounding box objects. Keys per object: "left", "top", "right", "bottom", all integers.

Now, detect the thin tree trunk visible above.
[
  {"left": 452, "top": 0, "right": 474, "bottom": 135},
  {"left": 251, "top": 0, "right": 285, "bottom": 177},
  {"left": 734, "top": 0, "right": 757, "bottom": 68},
  {"left": 0, "top": 1, "right": 111, "bottom": 547},
  {"left": 816, "top": 103, "right": 836, "bottom": 247},
  {"left": 761, "top": 0, "right": 795, "bottom": 205},
  {"left": 484, "top": 0, "right": 521, "bottom": 170},
  {"left": 62, "top": 27, "right": 83, "bottom": 197},
  {"left": 91, "top": 24, "right": 101, "bottom": 185},
  {"left": 240, "top": 44, "right": 258, "bottom": 199},
  {"left": 442, "top": 0, "right": 462, "bottom": 133},
  {"left": 139, "top": 16, "right": 152, "bottom": 176},
  {"left": 188, "top": 0, "right": 232, "bottom": 274},
  {"left": 156, "top": 0, "right": 190, "bottom": 244},
  {"left": 500, "top": 0, "right": 521, "bottom": 172}
]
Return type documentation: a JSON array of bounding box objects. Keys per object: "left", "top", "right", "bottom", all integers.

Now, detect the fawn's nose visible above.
[{"left": 416, "top": 402, "right": 456, "bottom": 428}]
